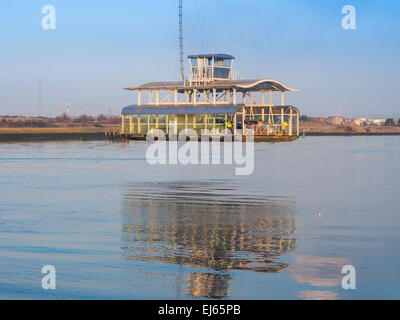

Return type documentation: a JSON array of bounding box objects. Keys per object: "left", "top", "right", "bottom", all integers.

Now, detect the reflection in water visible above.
[
  {"left": 298, "top": 290, "right": 339, "bottom": 300},
  {"left": 120, "top": 180, "right": 298, "bottom": 298},
  {"left": 290, "top": 254, "right": 349, "bottom": 287},
  {"left": 187, "top": 273, "right": 232, "bottom": 299},
  {"left": 289, "top": 254, "right": 351, "bottom": 300}
]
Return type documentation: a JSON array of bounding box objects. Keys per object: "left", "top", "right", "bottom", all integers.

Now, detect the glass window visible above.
[
  {"left": 150, "top": 114, "right": 157, "bottom": 123},
  {"left": 157, "top": 114, "right": 165, "bottom": 123},
  {"left": 186, "top": 115, "right": 195, "bottom": 127},
  {"left": 223, "top": 59, "right": 232, "bottom": 67},
  {"left": 215, "top": 115, "right": 225, "bottom": 124},
  {"left": 196, "top": 115, "right": 204, "bottom": 124}
]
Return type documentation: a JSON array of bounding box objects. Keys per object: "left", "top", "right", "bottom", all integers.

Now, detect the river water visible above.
[{"left": 0, "top": 136, "right": 399, "bottom": 299}]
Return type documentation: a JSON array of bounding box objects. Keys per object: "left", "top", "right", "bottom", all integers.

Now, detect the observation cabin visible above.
[
  {"left": 121, "top": 53, "right": 300, "bottom": 142},
  {"left": 188, "top": 54, "right": 234, "bottom": 84}
]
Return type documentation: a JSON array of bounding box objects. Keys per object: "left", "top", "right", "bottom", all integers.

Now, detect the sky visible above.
[{"left": 0, "top": 0, "right": 399, "bottom": 118}]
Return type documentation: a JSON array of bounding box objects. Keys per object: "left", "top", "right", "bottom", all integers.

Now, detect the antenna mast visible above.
[{"left": 178, "top": 0, "right": 184, "bottom": 82}]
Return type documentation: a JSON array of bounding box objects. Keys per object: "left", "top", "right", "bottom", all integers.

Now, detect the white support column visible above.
[
  {"left": 281, "top": 91, "right": 285, "bottom": 105},
  {"left": 261, "top": 90, "right": 265, "bottom": 105},
  {"left": 174, "top": 115, "right": 178, "bottom": 134},
  {"left": 193, "top": 90, "right": 197, "bottom": 105},
  {"left": 289, "top": 107, "right": 293, "bottom": 136},
  {"left": 233, "top": 88, "right": 237, "bottom": 105},
  {"left": 156, "top": 90, "right": 159, "bottom": 105},
  {"left": 269, "top": 90, "right": 273, "bottom": 106},
  {"left": 242, "top": 107, "right": 246, "bottom": 134},
  {"left": 242, "top": 92, "right": 246, "bottom": 105},
  {"left": 213, "top": 88, "right": 216, "bottom": 105},
  {"left": 174, "top": 89, "right": 178, "bottom": 105},
  {"left": 138, "top": 90, "right": 142, "bottom": 106}
]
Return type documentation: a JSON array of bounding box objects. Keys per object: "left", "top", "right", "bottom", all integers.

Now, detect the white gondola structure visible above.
[{"left": 121, "top": 54, "right": 300, "bottom": 142}]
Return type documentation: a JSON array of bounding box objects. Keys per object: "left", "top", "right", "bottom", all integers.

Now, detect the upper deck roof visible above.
[
  {"left": 187, "top": 53, "right": 235, "bottom": 60},
  {"left": 123, "top": 78, "right": 298, "bottom": 93}
]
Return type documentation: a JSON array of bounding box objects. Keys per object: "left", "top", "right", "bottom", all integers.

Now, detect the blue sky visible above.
[{"left": 0, "top": 0, "right": 399, "bottom": 117}]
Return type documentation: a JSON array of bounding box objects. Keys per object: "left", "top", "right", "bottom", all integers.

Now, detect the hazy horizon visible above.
[{"left": 0, "top": 0, "right": 399, "bottom": 118}]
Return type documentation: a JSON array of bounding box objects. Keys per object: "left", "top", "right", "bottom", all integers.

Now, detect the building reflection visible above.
[
  {"left": 186, "top": 273, "right": 232, "bottom": 299},
  {"left": 120, "top": 181, "right": 298, "bottom": 298}
]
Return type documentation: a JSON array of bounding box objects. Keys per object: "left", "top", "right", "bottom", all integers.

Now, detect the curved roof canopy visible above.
[
  {"left": 187, "top": 53, "right": 235, "bottom": 60},
  {"left": 123, "top": 78, "right": 298, "bottom": 93}
]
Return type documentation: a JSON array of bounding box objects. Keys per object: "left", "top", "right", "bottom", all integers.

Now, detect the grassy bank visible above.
[{"left": 299, "top": 121, "right": 400, "bottom": 135}]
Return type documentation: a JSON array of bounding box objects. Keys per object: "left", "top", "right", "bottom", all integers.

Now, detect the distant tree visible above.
[
  {"left": 300, "top": 115, "right": 309, "bottom": 121},
  {"left": 96, "top": 114, "right": 107, "bottom": 121},
  {"left": 55, "top": 114, "right": 70, "bottom": 121},
  {"left": 108, "top": 116, "right": 121, "bottom": 124}
]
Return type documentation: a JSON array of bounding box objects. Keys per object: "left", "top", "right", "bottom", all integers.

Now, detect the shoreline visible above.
[
  {"left": 1, "top": 129, "right": 400, "bottom": 143},
  {"left": 304, "top": 132, "right": 400, "bottom": 136}
]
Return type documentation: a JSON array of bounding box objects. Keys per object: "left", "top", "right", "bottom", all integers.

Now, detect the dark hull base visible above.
[{"left": 120, "top": 134, "right": 299, "bottom": 143}]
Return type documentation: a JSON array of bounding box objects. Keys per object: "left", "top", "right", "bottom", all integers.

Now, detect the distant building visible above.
[
  {"left": 327, "top": 116, "right": 345, "bottom": 125},
  {"left": 384, "top": 118, "right": 400, "bottom": 126},
  {"left": 368, "top": 119, "right": 386, "bottom": 126},
  {"left": 347, "top": 118, "right": 365, "bottom": 126},
  {"left": 309, "top": 117, "right": 326, "bottom": 123},
  {"left": 353, "top": 118, "right": 366, "bottom": 126}
]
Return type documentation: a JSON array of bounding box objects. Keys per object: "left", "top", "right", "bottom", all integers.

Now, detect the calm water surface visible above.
[{"left": 0, "top": 137, "right": 399, "bottom": 299}]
